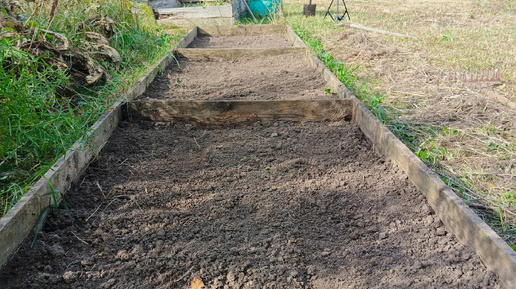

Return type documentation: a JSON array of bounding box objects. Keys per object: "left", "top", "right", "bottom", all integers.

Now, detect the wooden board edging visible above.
[
  {"left": 0, "top": 47, "right": 176, "bottom": 270},
  {"left": 305, "top": 54, "right": 354, "bottom": 98},
  {"left": 126, "top": 99, "right": 354, "bottom": 127},
  {"left": 177, "top": 26, "right": 199, "bottom": 49},
  {"left": 352, "top": 99, "right": 516, "bottom": 288},
  {"left": 285, "top": 26, "right": 308, "bottom": 49},
  {"left": 175, "top": 47, "right": 306, "bottom": 59},
  {"left": 198, "top": 24, "right": 289, "bottom": 37}
]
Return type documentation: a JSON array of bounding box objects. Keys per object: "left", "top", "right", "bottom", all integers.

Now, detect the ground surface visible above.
[
  {"left": 0, "top": 120, "right": 499, "bottom": 288},
  {"left": 140, "top": 54, "right": 334, "bottom": 101},
  {"left": 187, "top": 34, "right": 294, "bottom": 49}
]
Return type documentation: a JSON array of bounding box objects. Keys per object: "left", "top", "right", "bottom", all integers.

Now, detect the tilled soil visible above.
[
  {"left": 140, "top": 54, "right": 335, "bottom": 101},
  {"left": 0, "top": 120, "right": 498, "bottom": 288},
  {"left": 187, "top": 34, "right": 295, "bottom": 49}
]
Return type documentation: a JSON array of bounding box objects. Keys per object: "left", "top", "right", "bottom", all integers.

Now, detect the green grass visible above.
[{"left": 0, "top": 0, "right": 178, "bottom": 217}]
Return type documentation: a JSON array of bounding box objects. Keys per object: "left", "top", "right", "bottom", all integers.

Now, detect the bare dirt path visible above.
[
  {"left": 0, "top": 121, "right": 498, "bottom": 288},
  {"left": 140, "top": 54, "right": 335, "bottom": 101}
]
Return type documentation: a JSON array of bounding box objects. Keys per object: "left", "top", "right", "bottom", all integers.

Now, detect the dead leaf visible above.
[{"left": 191, "top": 277, "right": 205, "bottom": 289}]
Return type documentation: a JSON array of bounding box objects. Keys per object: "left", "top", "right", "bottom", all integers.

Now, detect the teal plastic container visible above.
[{"left": 247, "top": 0, "right": 282, "bottom": 18}]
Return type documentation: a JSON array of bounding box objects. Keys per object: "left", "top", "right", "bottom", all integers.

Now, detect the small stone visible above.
[
  {"left": 433, "top": 216, "right": 443, "bottom": 227},
  {"left": 413, "top": 261, "right": 423, "bottom": 270},
  {"left": 435, "top": 227, "right": 446, "bottom": 236},
  {"left": 421, "top": 204, "right": 433, "bottom": 215},
  {"left": 379, "top": 232, "right": 388, "bottom": 239},
  {"left": 321, "top": 251, "right": 331, "bottom": 257},
  {"left": 81, "top": 259, "right": 93, "bottom": 266},
  {"left": 48, "top": 244, "right": 65, "bottom": 258},
  {"left": 271, "top": 132, "right": 279, "bottom": 137},
  {"left": 307, "top": 266, "right": 316, "bottom": 275},
  {"left": 62, "top": 271, "right": 77, "bottom": 284},
  {"left": 227, "top": 271, "right": 236, "bottom": 282}
]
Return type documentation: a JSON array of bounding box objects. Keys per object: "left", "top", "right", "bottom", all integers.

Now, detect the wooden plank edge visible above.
[
  {"left": 305, "top": 53, "right": 354, "bottom": 98},
  {"left": 197, "top": 24, "right": 288, "bottom": 36},
  {"left": 174, "top": 47, "right": 306, "bottom": 59},
  {"left": 0, "top": 46, "right": 176, "bottom": 270},
  {"left": 177, "top": 26, "right": 198, "bottom": 49},
  {"left": 352, "top": 98, "right": 516, "bottom": 289},
  {"left": 285, "top": 26, "right": 308, "bottom": 49},
  {"left": 126, "top": 99, "right": 354, "bottom": 127}
]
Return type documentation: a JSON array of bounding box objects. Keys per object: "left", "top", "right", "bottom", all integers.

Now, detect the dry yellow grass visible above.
[{"left": 311, "top": 0, "right": 516, "bottom": 99}]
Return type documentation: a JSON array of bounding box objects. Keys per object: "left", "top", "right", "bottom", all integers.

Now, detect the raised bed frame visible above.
[{"left": 0, "top": 24, "right": 515, "bottom": 288}]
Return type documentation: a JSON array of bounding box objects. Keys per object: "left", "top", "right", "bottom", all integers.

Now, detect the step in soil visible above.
[
  {"left": 186, "top": 34, "right": 294, "bottom": 49},
  {"left": 0, "top": 120, "right": 498, "bottom": 288},
  {"left": 140, "top": 54, "right": 335, "bottom": 101}
]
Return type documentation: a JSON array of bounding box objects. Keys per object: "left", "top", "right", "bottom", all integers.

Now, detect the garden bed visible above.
[
  {"left": 0, "top": 119, "right": 498, "bottom": 288},
  {"left": 139, "top": 53, "right": 336, "bottom": 101}
]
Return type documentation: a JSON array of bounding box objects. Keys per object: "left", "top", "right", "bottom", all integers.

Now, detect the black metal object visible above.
[
  {"left": 324, "top": 0, "right": 350, "bottom": 22},
  {"left": 303, "top": 3, "right": 316, "bottom": 16}
]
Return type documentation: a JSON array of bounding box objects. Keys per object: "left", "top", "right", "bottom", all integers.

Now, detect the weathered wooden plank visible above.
[
  {"left": 176, "top": 26, "right": 198, "bottom": 49},
  {"left": 336, "top": 23, "right": 416, "bottom": 39},
  {"left": 126, "top": 99, "right": 354, "bottom": 127},
  {"left": 175, "top": 47, "right": 306, "bottom": 59},
  {"left": 198, "top": 24, "right": 288, "bottom": 36},
  {"left": 352, "top": 99, "right": 516, "bottom": 289},
  {"left": 305, "top": 54, "right": 353, "bottom": 98},
  {"left": 285, "top": 26, "right": 308, "bottom": 49}
]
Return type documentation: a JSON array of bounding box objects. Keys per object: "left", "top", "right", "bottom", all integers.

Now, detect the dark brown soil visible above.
[
  {"left": 139, "top": 54, "right": 336, "bottom": 101},
  {"left": 0, "top": 120, "right": 498, "bottom": 288},
  {"left": 187, "top": 34, "right": 295, "bottom": 49}
]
